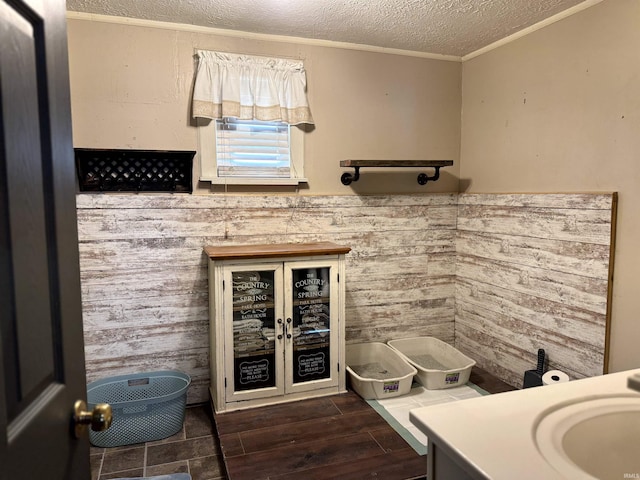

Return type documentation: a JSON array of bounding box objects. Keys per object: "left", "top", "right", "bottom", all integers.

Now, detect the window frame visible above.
[{"left": 197, "top": 118, "right": 307, "bottom": 185}]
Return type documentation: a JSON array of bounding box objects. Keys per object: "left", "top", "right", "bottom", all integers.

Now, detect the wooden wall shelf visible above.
[{"left": 339, "top": 160, "right": 453, "bottom": 185}]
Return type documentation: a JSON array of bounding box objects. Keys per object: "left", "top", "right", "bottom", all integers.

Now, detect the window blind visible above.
[{"left": 215, "top": 118, "right": 291, "bottom": 178}]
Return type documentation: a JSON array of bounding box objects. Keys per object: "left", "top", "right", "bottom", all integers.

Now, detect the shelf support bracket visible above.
[
  {"left": 341, "top": 167, "right": 360, "bottom": 185},
  {"left": 417, "top": 166, "right": 442, "bottom": 185}
]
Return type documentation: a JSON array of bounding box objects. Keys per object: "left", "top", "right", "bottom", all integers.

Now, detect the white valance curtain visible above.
[{"left": 192, "top": 50, "right": 314, "bottom": 125}]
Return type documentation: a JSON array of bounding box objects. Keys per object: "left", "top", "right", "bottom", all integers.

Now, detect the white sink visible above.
[{"left": 534, "top": 395, "right": 640, "bottom": 480}]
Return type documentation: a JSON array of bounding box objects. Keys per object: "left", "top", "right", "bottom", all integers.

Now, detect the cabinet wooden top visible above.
[{"left": 204, "top": 242, "right": 351, "bottom": 260}]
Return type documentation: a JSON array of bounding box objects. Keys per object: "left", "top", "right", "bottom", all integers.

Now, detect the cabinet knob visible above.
[
  {"left": 277, "top": 318, "right": 283, "bottom": 324},
  {"left": 285, "top": 318, "right": 292, "bottom": 338},
  {"left": 277, "top": 334, "right": 283, "bottom": 340}
]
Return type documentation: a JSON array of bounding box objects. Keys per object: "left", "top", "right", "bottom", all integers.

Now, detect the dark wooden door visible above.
[{"left": 0, "top": 0, "right": 91, "bottom": 479}]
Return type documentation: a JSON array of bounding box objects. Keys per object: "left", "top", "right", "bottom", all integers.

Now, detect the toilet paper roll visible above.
[{"left": 542, "top": 369, "right": 570, "bottom": 385}]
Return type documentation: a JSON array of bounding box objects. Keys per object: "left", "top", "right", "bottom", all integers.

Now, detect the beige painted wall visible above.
[
  {"left": 66, "top": 18, "right": 461, "bottom": 195},
  {"left": 460, "top": 0, "right": 640, "bottom": 372},
  {"left": 67, "top": 0, "right": 639, "bottom": 376}
]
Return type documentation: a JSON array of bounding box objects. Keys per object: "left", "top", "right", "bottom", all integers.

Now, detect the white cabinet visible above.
[{"left": 205, "top": 242, "right": 350, "bottom": 413}]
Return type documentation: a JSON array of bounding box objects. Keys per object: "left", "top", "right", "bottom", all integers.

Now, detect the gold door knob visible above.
[{"left": 73, "top": 400, "right": 112, "bottom": 438}]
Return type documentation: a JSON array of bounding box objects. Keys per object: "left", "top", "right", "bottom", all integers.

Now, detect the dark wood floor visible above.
[{"left": 214, "top": 366, "right": 516, "bottom": 480}]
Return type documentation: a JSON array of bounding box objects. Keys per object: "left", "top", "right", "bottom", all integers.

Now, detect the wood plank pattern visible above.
[
  {"left": 455, "top": 193, "right": 615, "bottom": 388},
  {"left": 76, "top": 193, "right": 458, "bottom": 403},
  {"left": 215, "top": 390, "right": 425, "bottom": 480},
  {"left": 76, "top": 192, "right": 614, "bottom": 402},
  {"left": 340, "top": 159, "right": 453, "bottom": 167},
  {"left": 213, "top": 366, "right": 512, "bottom": 480},
  {"left": 224, "top": 432, "right": 388, "bottom": 480},
  {"left": 239, "top": 410, "right": 387, "bottom": 454},
  {"left": 266, "top": 448, "right": 426, "bottom": 480}
]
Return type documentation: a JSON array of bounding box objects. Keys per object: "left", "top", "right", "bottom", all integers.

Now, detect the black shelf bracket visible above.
[
  {"left": 340, "top": 167, "right": 360, "bottom": 185},
  {"left": 339, "top": 160, "right": 453, "bottom": 186},
  {"left": 417, "top": 167, "right": 442, "bottom": 185}
]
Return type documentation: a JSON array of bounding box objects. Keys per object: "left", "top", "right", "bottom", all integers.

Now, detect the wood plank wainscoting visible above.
[
  {"left": 76, "top": 193, "right": 458, "bottom": 403},
  {"left": 455, "top": 193, "right": 616, "bottom": 387},
  {"left": 76, "top": 192, "right": 615, "bottom": 404}
]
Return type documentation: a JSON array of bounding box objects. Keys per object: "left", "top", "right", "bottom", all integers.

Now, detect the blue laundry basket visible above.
[{"left": 87, "top": 370, "right": 191, "bottom": 447}]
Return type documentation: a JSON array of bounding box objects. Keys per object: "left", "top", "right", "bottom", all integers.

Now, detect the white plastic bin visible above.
[
  {"left": 346, "top": 342, "right": 417, "bottom": 400},
  {"left": 387, "top": 337, "right": 475, "bottom": 389}
]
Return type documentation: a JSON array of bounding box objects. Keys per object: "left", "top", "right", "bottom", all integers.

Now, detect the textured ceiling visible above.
[{"left": 66, "top": 0, "right": 590, "bottom": 57}]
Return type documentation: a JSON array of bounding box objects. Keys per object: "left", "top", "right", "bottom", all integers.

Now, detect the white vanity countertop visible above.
[{"left": 409, "top": 368, "right": 640, "bottom": 480}]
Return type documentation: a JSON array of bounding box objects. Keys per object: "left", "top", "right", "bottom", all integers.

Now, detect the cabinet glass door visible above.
[
  {"left": 225, "top": 265, "right": 284, "bottom": 401},
  {"left": 286, "top": 261, "right": 339, "bottom": 393}
]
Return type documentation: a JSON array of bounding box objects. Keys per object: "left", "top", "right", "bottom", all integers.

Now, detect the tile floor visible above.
[
  {"left": 214, "top": 390, "right": 426, "bottom": 480},
  {"left": 89, "top": 367, "right": 516, "bottom": 480},
  {"left": 90, "top": 405, "right": 227, "bottom": 480}
]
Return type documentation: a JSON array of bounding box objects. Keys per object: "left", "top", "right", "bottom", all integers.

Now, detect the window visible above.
[
  {"left": 198, "top": 117, "right": 306, "bottom": 185},
  {"left": 192, "top": 50, "right": 313, "bottom": 186}
]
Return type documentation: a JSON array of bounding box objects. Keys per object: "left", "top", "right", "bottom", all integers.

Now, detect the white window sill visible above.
[{"left": 201, "top": 177, "right": 308, "bottom": 186}]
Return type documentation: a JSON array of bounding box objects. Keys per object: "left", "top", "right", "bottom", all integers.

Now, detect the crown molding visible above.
[
  {"left": 67, "top": 0, "right": 604, "bottom": 64},
  {"left": 462, "top": 0, "right": 604, "bottom": 61},
  {"left": 66, "top": 11, "right": 461, "bottom": 62}
]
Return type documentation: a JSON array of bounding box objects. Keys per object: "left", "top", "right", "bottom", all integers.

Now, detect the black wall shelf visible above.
[{"left": 339, "top": 160, "right": 453, "bottom": 185}]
